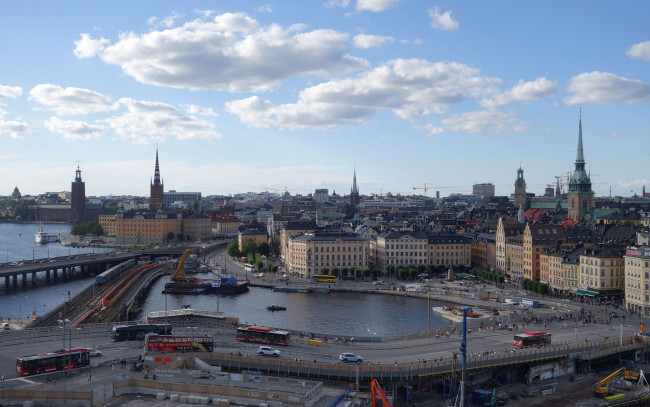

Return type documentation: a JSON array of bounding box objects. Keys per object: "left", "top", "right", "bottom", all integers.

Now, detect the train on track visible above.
[{"left": 95, "top": 258, "right": 137, "bottom": 285}]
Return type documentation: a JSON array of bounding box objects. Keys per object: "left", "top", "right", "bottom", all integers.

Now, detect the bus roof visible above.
[
  {"left": 239, "top": 325, "right": 289, "bottom": 334},
  {"left": 524, "top": 331, "right": 548, "bottom": 336},
  {"left": 18, "top": 348, "right": 90, "bottom": 361}
]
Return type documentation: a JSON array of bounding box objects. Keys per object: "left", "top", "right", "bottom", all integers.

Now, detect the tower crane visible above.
[{"left": 412, "top": 183, "right": 457, "bottom": 198}]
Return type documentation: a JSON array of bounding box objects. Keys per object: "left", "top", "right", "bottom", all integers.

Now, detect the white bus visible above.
[{"left": 244, "top": 264, "right": 255, "bottom": 272}]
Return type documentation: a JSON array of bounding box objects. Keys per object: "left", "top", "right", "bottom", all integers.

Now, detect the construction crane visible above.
[
  {"left": 370, "top": 379, "right": 392, "bottom": 406},
  {"left": 413, "top": 183, "right": 457, "bottom": 198},
  {"left": 169, "top": 249, "right": 197, "bottom": 284},
  {"left": 593, "top": 367, "right": 639, "bottom": 396}
]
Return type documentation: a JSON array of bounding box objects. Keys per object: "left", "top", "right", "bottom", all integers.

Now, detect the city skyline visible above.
[{"left": 0, "top": 1, "right": 649, "bottom": 198}]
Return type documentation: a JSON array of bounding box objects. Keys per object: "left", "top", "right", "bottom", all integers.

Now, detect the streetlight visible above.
[
  {"left": 58, "top": 316, "right": 71, "bottom": 406},
  {"left": 186, "top": 326, "right": 196, "bottom": 362}
]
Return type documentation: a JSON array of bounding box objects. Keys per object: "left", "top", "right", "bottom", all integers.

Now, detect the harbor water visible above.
[{"left": 0, "top": 223, "right": 450, "bottom": 337}]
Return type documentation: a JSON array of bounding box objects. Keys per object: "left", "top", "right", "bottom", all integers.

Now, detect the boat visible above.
[
  {"left": 35, "top": 228, "right": 59, "bottom": 244},
  {"left": 272, "top": 286, "right": 313, "bottom": 293},
  {"left": 266, "top": 305, "right": 286, "bottom": 311},
  {"left": 164, "top": 277, "right": 250, "bottom": 295}
]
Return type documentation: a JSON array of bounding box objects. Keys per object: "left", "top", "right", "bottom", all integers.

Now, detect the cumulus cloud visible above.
[
  {"left": 481, "top": 77, "right": 557, "bottom": 107},
  {"left": 74, "top": 12, "right": 368, "bottom": 92},
  {"left": 255, "top": 4, "right": 273, "bottom": 13},
  {"left": 103, "top": 98, "right": 221, "bottom": 144},
  {"left": 0, "top": 85, "right": 23, "bottom": 100},
  {"left": 226, "top": 58, "right": 500, "bottom": 129},
  {"left": 356, "top": 0, "right": 400, "bottom": 12},
  {"left": 324, "top": 0, "right": 351, "bottom": 8},
  {"left": 44, "top": 117, "right": 105, "bottom": 140},
  {"left": 626, "top": 41, "right": 650, "bottom": 60},
  {"left": 353, "top": 34, "right": 395, "bottom": 49},
  {"left": 184, "top": 104, "right": 218, "bottom": 116},
  {"left": 439, "top": 109, "right": 518, "bottom": 134},
  {"left": 29, "top": 84, "right": 119, "bottom": 115},
  {"left": 428, "top": 7, "right": 459, "bottom": 31},
  {"left": 0, "top": 119, "right": 29, "bottom": 139},
  {"left": 73, "top": 33, "right": 110, "bottom": 58},
  {"left": 564, "top": 71, "right": 650, "bottom": 105}
]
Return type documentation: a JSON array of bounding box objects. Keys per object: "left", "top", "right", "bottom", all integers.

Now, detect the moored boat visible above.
[
  {"left": 164, "top": 277, "right": 250, "bottom": 295},
  {"left": 266, "top": 305, "right": 286, "bottom": 311},
  {"left": 35, "top": 228, "right": 59, "bottom": 244}
]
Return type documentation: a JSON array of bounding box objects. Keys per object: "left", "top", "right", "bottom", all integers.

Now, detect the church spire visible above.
[
  {"left": 351, "top": 166, "right": 358, "bottom": 194},
  {"left": 576, "top": 108, "right": 585, "bottom": 166},
  {"left": 153, "top": 148, "right": 161, "bottom": 186}
]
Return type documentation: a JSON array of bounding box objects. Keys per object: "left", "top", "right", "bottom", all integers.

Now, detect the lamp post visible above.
[
  {"left": 58, "top": 316, "right": 70, "bottom": 406},
  {"left": 186, "top": 326, "right": 196, "bottom": 362}
]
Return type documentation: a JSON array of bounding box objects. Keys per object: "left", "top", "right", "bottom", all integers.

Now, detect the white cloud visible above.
[
  {"left": 428, "top": 7, "right": 459, "bottom": 31},
  {"left": 44, "top": 117, "right": 105, "bottom": 140},
  {"left": 0, "top": 119, "right": 29, "bottom": 139},
  {"left": 103, "top": 98, "right": 221, "bottom": 144},
  {"left": 480, "top": 77, "right": 557, "bottom": 107},
  {"left": 626, "top": 41, "right": 650, "bottom": 60},
  {"left": 356, "top": 0, "right": 399, "bottom": 12},
  {"left": 28, "top": 84, "right": 119, "bottom": 115},
  {"left": 353, "top": 34, "right": 394, "bottom": 49},
  {"left": 564, "top": 71, "right": 650, "bottom": 105},
  {"left": 226, "top": 58, "right": 500, "bottom": 129},
  {"left": 0, "top": 85, "right": 23, "bottom": 100},
  {"left": 324, "top": 0, "right": 351, "bottom": 8},
  {"left": 439, "top": 110, "right": 518, "bottom": 134},
  {"left": 255, "top": 4, "right": 273, "bottom": 13},
  {"left": 73, "top": 33, "right": 110, "bottom": 59},
  {"left": 75, "top": 12, "right": 368, "bottom": 92},
  {"left": 184, "top": 104, "right": 218, "bottom": 117}
]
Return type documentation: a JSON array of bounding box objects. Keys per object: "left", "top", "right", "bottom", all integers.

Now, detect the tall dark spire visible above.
[
  {"left": 351, "top": 167, "right": 358, "bottom": 194},
  {"left": 153, "top": 148, "right": 162, "bottom": 186},
  {"left": 575, "top": 108, "right": 585, "bottom": 167}
]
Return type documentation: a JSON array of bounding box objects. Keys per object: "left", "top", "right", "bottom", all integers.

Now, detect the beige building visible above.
[
  {"left": 495, "top": 218, "right": 525, "bottom": 274},
  {"left": 624, "top": 247, "right": 650, "bottom": 316},
  {"left": 522, "top": 224, "right": 567, "bottom": 281},
  {"left": 286, "top": 233, "right": 367, "bottom": 278},
  {"left": 181, "top": 212, "right": 212, "bottom": 241},
  {"left": 99, "top": 214, "right": 117, "bottom": 236},
  {"left": 212, "top": 217, "right": 242, "bottom": 235},
  {"left": 505, "top": 235, "right": 524, "bottom": 281},
  {"left": 578, "top": 246, "right": 625, "bottom": 297},
  {"left": 114, "top": 211, "right": 181, "bottom": 245},
  {"left": 238, "top": 229, "right": 268, "bottom": 252},
  {"left": 280, "top": 219, "right": 318, "bottom": 260}
]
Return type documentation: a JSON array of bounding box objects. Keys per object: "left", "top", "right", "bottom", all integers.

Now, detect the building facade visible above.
[
  {"left": 473, "top": 183, "right": 495, "bottom": 199},
  {"left": 624, "top": 247, "right": 650, "bottom": 315},
  {"left": 578, "top": 246, "right": 625, "bottom": 297},
  {"left": 114, "top": 211, "right": 181, "bottom": 245},
  {"left": 286, "top": 233, "right": 367, "bottom": 278}
]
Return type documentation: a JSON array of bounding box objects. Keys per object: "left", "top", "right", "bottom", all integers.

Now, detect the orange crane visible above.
[
  {"left": 594, "top": 367, "right": 639, "bottom": 396},
  {"left": 169, "top": 249, "right": 197, "bottom": 283},
  {"left": 370, "top": 379, "right": 392, "bottom": 407}
]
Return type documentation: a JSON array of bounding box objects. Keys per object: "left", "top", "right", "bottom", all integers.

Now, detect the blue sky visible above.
[{"left": 1, "top": 1, "right": 649, "bottom": 198}]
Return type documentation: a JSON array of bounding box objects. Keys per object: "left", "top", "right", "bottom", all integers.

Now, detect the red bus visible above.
[
  {"left": 16, "top": 348, "right": 90, "bottom": 376},
  {"left": 513, "top": 331, "right": 551, "bottom": 348},
  {"left": 145, "top": 334, "right": 214, "bottom": 354},
  {"left": 236, "top": 326, "right": 291, "bottom": 346}
]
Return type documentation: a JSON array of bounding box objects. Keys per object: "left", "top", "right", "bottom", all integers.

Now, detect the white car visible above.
[
  {"left": 373, "top": 281, "right": 384, "bottom": 285},
  {"left": 88, "top": 349, "right": 102, "bottom": 357},
  {"left": 339, "top": 353, "right": 363, "bottom": 363},
  {"left": 258, "top": 346, "right": 280, "bottom": 357}
]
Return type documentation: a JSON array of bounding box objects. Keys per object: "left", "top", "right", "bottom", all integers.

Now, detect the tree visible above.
[
  {"left": 167, "top": 232, "right": 175, "bottom": 241},
  {"left": 241, "top": 239, "right": 258, "bottom": 257},
  {"left": 321, "top": 268, "right": 330, "bottom": 275},
  {"left": 354, "top": 268, "right": 362, "bottom": 280},
  {"left": 227, "top": 242, "right": 241, "bottom": 258},
  {"left": 91, "top": 223, "right": 104, "bottom": 236},
  {"left": 258, "top": 242, "right": 271, "bottom": 256}
]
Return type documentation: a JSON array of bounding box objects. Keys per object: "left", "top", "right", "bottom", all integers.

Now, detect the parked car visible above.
[
  {"left": 88, "top": 349, "right": 102, "bottom": 357},
  {"left": 339, "top": 353, "right": 363, "bottom": 363},
  {"left": 258, "top": 346, "right": 280, "bottom": 357},
  {"left": 373, "top": 281, "right": 384, "bottom": 285}
]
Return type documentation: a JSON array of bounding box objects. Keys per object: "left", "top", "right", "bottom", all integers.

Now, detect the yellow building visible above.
[
  {"left": 578, "top": 246, "right": 625, "bottom": 298},
  {"left": 114, "top": 211, "right": 181, "bottom": 246},
  {"left": 287, "top": 233, "right": 367, "bottom": 278},
  {"left": 99, "top": 214, "right": 116, "bottom": 236},
  {"left": 522, "top": 224, "right": 567, "bottom": 281},
  {"left": 624, "top": 246, "right": 650, "bottom": 316},
  {"left": 280, "top": 219, "right": 318, "bottom": 260},
  {"left": 238, "top": 229, "right": 268, "bottom": 252}
]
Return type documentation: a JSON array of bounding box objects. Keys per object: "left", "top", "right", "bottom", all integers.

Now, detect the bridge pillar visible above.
[
  {"left": 4, "top": 275, "right": 8, "bottom": 287},
  {"left": 12, "top": 274, "right": 17, "bottom": 287},
  {"left": 32, "top": 271, "right": 37, "bottom": 285},
  {"left": 53, "top": 268, "right": 58, "bottom": 282},
  {"left": 46, "top": 269, "right": 50, "bottom": 280},
  {"left": 22, "top": 273, "right": 27, "bottom": 288}
]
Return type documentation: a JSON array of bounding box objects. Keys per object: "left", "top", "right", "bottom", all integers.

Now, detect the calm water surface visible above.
[{"left": 0, "top": 224, "right": 451, "bottom": 337}]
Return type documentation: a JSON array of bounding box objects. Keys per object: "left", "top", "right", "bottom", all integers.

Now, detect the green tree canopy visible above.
[
  {"left": 258, "top": 242, "right": 270, "bottom": 256},
  {"left": 241, "top": 239, "right": 258, "bottom": 256},
  {"left": 227, "top": 242, "right": 241, "bottom": 258}
]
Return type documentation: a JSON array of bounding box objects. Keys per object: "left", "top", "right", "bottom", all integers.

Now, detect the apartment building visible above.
[
  {"left": 578, "top": 245, "right": 625, "bottom": 298},
  {"left": 286, "top": 233, "right": 367, "bottom": 278},
  {"left": 624, "top": 246, "right": 650, "bottom": 315}
]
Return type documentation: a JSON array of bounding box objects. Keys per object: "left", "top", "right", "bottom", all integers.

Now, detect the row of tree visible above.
[
  {"left": 471, "top": 268, "right": 505, "bottom": 284},
  {"left": 71, "top": 220, "right": 104, "bottom": 236},
  {"left": 521, "top": 278, "right": 549, "bottom": 295}
]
